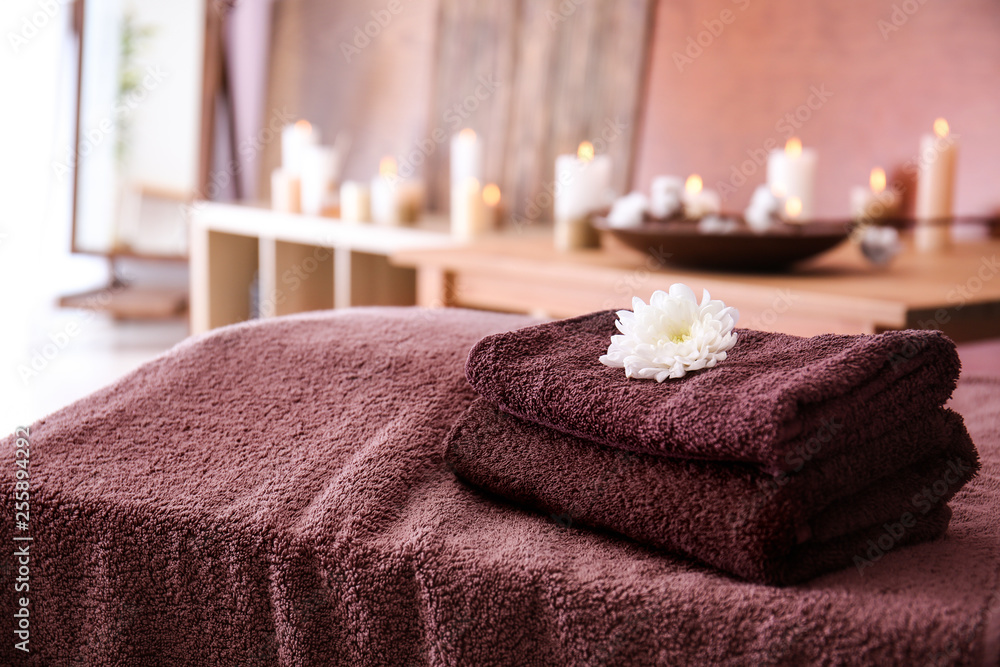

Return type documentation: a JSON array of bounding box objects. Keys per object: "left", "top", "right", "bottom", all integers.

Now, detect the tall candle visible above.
[
  {"left": 915, "top": 118, "right": 957, "bottom": 253},
  {"left": 766, "top": 137, "right": 817, "bottom": 222},
  {"left": 300, "top": 145, "right": 339, "bottom": 216},
  {"left": 554, "top": 141, "right": 612, "bottom": 250},
  {"left": 372, "top": 157, "right": 402, "bottom": 226},
  {"left": 281, "top": 120, "right": 318, "bottom": 175},
  {"left": 916, "top": 119, "right": 958, "bottom": 219},
  {"left": 450, "top": 129, "right": 483, "bottom": 236},
  {"left": 452, "top": 177, "right": 486, "bottom": 241}
]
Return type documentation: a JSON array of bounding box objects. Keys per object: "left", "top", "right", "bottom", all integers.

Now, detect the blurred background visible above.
[{"left": 1, "top": 0, "right": 999, "bottom": 434}]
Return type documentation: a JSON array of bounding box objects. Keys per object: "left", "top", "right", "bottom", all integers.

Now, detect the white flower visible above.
[{"left": 599, "top": 285, "right": 739, "bottom": 381}]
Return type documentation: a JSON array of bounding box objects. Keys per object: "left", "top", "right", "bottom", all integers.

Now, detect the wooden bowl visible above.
[{"left": 594, "top": 218, "right": 850, "bottom": 272}]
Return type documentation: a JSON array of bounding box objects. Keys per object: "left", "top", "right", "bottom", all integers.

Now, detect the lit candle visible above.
[
  {"left": 372, "top": 157, "right": 405, "bottom": 226},
  {"left": 281, "top": 120, "right": 318, "bottom": 175},
  {"left": 300, "top": 145, "right": 340, "bottom": 217},
  {"left": 915, "top": 118, "right": 957, "bottom": 253},
  {"left": 452, "top": 177, "right": 486, "bottom": 241},
  {"left": 340, "top": 181, "right": 371, "bottom": 223},
  {"left": 784, "top": 197, "right": 803, "bottom": 222},
  {"left": 482, "top": 183, "right": 501, "bottom": 229},
  {"left": 682, "top": 174, "right": 721, "bottom": 219},
  {"left": 450, "top": 129, "right": 483, "bottom": 235},
  {"left": 554, "top": 141, "right": 613, "bottom": 250},
  {"left": 450, "top": 129, "right": 482, "bottom": 185},
  {"left": 850, "top": 167, "right": 899, "bottom": 222},
  {"left": 767, "top": 137, "right": 817, "bottom": 222}
]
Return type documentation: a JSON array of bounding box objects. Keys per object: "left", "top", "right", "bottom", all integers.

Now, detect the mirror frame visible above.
[{"left": 69, "top": 0, "right": 226, "bottom": 261}]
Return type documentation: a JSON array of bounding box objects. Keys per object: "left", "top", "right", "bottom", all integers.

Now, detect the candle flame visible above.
[
  {"left": 785, "top": 197, "right": 803, "bottom": 219},
  {"left": 459, "top": 128, "right": 476, "bottom": 140},
  {"left": 295, "top": 120, "right": 312, "bottom": 131},
  {"left": 483, "top": 183, "right": 501, "bottom": 206},
  {"left": 870, "top": 167, "right": 886, "bottom": 194},
  {"left": 786, "top": 137, "right": 803, "bottom": 157},
  {"left": 379, "top": 156, "right": 397, "bottom": 178},
  {"left": 685, "top": 174, "right": 703, "bottom": 195},
  {"left": 577, "top": 141, "right": 595, "bottom": 162},
  {"left": 933, "top": 118, "right": 949, "bottom": 138}
]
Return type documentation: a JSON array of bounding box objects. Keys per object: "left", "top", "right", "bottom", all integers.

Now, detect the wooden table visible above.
[
  {"left": 392, "top": 232, "right": 1000, "bottom": 341},
  {"left": 189, "top": 202, "right": 458, "bottom": 334}
]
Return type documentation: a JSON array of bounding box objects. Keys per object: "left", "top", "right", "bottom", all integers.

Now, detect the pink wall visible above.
[{"left": 634, "top": 0, "right": 1000, "bottom": 219}]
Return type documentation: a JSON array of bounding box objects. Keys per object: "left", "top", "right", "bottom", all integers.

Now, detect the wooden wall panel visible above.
[
  {"left": 261, "top": 0, "right": 441, "bottom": 194},
  {"left": 425, "top": 0, "right": 654, "bottom": 222}
]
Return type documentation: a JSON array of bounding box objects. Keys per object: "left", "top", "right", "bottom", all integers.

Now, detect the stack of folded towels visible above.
[{"left": 445, "top": 308, "right": 980, "bottom": 585}]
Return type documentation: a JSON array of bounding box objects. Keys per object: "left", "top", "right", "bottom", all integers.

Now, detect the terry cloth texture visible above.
[
  {"left": 466, "top": 310, "right": 962, "bottom": 473},
  {"left": 1, "top": 309, "right": 997, "bottom": 665}
]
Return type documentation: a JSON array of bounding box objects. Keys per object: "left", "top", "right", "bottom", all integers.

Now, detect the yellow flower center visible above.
[{"left": 660, "top": 326, "right": 692, "bottom": 345}]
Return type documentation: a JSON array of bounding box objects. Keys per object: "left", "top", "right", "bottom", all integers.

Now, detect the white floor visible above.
[{"left": 0, "top": 309, "right": 188, "bottom": 436}]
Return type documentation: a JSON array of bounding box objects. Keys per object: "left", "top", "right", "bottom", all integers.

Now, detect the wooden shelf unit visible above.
[{"left": 189, "top": 202, "right": 458, "bottom": 334}]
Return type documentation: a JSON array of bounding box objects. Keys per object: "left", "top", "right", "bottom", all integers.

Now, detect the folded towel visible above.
[
  {"left": 445, "top": 399, "right": 979, "bottom": 584},
  {"left": 466, "top": 310, "right": 961, "bottom": 472}
]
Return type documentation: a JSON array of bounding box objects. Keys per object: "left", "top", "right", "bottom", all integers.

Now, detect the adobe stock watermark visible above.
[
  {"left": 339, "top": 0, "right": 403, "bottom": 63},
  {"left": 12, "top": 426, "right": 33, "bottom": 654},
  {"left": 395, "top": 74, "right": 502, "bottom": 181},
  {"left": 545, "top": 0, "right": 585, "bottom": 30},
  {"left": 258, "top": 245, "right": 333, "bottom": 318},
  {"left": 745, "top": 289, "right": 800, "bottom": 330},
  {"left": 853, "top": 457, "right": 974, "bottom": 576},
  {"left": 7, "top": 0, "right": 71, "bottom": 54},
  {"left": 715, "top": 84, "right": 832, "bottom": 201},
  {"left": 882, "top": 254, "right": 998, "bottom": 374},
  {"left": 724, "top": 417, "right": 844, "bottom": 532},
  {"left": 509, "top": 116, "right": 628, "bottom": 231},
  {"left": 183, "top": 107, "right": 294, "bottom": 216},
  {"left": 877, "top": 0, "right": 930, "bottom": 40},
  {"left": 851, "top": 128, "right": 959, "bottom": 241},
  {"left": 53, "top": 65, "right": 169, "bottom": 179},
  {"left": 17, "top": 280, "right": 130, "bottom": 384},
  {"left": 599, "top": 245, "right": 675, "bottom": 311},
  {"left": 673, "top": 0, "right": 752, "bottom": 73}
]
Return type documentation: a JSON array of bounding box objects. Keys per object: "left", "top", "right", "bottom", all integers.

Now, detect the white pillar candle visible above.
[
  {"left": 340, "top": 181, "right": 371, "bottom": 223},
  {"left": 553, "top": 142, "right": 613, "bottom": 250},
  {"left": 766, "top": 137, "right": 817, "bottom": 222},
  {"left": 270, "top": 168, "right": 301, "bottom": 214},
  {"left": 281, "top": 120, "right": 319, "bottom": 175},
  {"left": 915, "top": 118, "right": 957, "bottom": 253},
  {"left": 300, "top": 145, "right": 339, "bottom": 216},
  {"left": 450, "top": 129, "right": 482, "bottom": 186},
  {"left": 682, "top": 174, "right": 721, "bottom": 219},
  {"left": 850, "top": 167, "right": 899, "bottom": 222},
  {"left": 450, "top": 129, "right": 483, "bottom": 232},
  {"left": 372, "top": 157, "right": 403, "bottom": 226},
  {"left": 554, "top": 142, "right": 613, "bottom": 221},
  {"left": 452, "top": 177, "right": 486, "bottom": 241}
]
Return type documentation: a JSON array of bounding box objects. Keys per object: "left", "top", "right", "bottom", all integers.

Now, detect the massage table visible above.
[{"left": 2, "top": 308, "right": 998, "bottom": 665}]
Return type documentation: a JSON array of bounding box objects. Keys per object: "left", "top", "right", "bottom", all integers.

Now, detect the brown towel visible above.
[
  {"left": 445, "top": 399, "right": 979, "bottom": 584},
  {"left": 466, "top": 310, "right": 961, "bottom": 473}
]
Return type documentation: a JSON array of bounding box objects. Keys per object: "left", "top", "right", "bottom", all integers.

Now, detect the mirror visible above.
[{"left": 71, "top": 0, "right": 206, "bottom": 259}]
